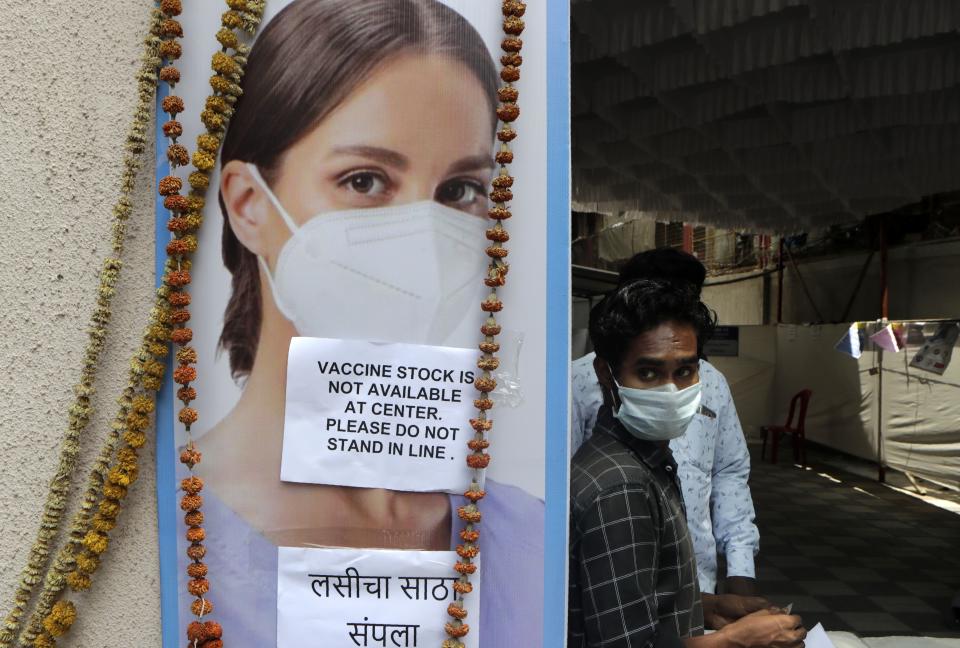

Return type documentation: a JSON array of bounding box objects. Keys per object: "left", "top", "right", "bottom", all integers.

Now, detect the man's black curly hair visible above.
[{"left": 589, "top": 278, "right": 717, "bottom": 371}]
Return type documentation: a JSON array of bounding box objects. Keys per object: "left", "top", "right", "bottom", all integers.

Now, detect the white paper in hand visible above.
[{"left": 807, "top": 623, "right": 838, "bottom": 648}]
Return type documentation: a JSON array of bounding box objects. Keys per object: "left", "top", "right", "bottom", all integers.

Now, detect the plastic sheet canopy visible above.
[{"left": 572, "top": 0, "right": 960, "bottom": 232}]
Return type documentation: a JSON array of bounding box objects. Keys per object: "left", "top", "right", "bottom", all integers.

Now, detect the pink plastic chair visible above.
[{"left": 761, "top": 389, "right": 812, "bottom": 466}]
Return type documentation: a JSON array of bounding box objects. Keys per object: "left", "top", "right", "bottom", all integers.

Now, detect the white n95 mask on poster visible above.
[
  {"left": 247, "top": 163, "right": 489, "bottom": 347},
  {"left": 613, "top": 379, "right": 702, "bottom": 442}
]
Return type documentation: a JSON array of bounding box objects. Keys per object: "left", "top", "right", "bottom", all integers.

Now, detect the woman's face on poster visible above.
[{"left": 227, "top": 53, "right": 495, "bottom": 264}]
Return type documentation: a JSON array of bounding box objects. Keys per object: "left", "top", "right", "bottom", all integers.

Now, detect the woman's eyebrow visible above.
[
  {"left": 446, "top": 154, "right": 495, "bottom": 175},
  {"left": 331, "top": 145, "right": 409, "bottom": 170}
]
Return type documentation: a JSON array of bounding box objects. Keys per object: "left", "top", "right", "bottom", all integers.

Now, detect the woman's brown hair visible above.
[{"left": 218, "top": 0, "right": 499, "bottom": 378}]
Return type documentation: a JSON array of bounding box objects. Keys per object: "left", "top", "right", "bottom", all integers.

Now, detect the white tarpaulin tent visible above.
[{"left": 572, "top": 0, "right": 960, "bottom": 231}]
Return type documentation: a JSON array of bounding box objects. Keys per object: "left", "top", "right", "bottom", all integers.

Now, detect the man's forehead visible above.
[{"left": 626, "top": 321, "right": 698, "bottom": 356}]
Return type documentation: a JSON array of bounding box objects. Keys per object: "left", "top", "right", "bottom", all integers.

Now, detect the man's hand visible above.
[
  {"left": 702, "top": 593, "right": 773, "bottom": 630},
  {"left": 724, "top": 576, "right": 758, "bottom": 597},
  {"left": 717, "top": 609, "right": 807, "bottom": 648}
]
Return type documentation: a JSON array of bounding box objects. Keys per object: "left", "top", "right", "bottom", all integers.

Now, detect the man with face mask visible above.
[
  {"left": 572, "top": 249, "right": 761, "bottom": 601},
  {"left": 569, "top": 280, "right": 806, "bottom": 648}
]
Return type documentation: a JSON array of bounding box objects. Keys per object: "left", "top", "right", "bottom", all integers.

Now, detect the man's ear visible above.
[
  {"left": 593, "top": 355, "right": 617, "bottom": 407},
  {"left": 220, "top": 159, "right": 275, "bottom": 259}
]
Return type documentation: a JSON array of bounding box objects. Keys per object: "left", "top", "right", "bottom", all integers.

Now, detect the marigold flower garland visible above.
[
  {"left": 0, "top": 14, "right": 164, "bottom": 648},
  {"left": 443, "top": 2, "right": 524, "bottom": 646},
  {"left": 20, "top": 2, "right": 264, "bottom": 646}
]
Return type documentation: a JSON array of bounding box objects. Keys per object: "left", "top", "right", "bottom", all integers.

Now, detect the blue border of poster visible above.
[{"left": 154, "top": 1, "right": 570, "bottom": 644}]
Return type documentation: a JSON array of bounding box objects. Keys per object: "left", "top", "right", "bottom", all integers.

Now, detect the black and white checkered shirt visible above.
[{"left": 569, "top": 406, "right": 704, "bottom": 648}]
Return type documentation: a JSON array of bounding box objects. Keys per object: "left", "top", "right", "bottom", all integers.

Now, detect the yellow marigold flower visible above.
[
  {"left": 197, "top": 133, "right": 220, "bottom": 152},
  {"left": 147, "top": 323, "right": 172, "bottom": 342},
  {"left": 66, "top": 572, "right": 91, "bottom": 592},
  {"left": 221, "top": 10, "right": 242, "bottom": 28},
  {"left": 118, "top": 447, "right": 138, "bottom": 467},
  {"left": 98, "top": 498, "right": 121, "bottom": 519},
  {"left": 126, "top": 412, "right": 150, "bottom": 432},
  {"left": 216, "top": 27, "right": 239, "bottom": 49},
  {"left": 103, "top": 482, "right": 127, "bottom": 500},
  {"left": 34, "top": 631, "right": 56, "bottom": 648},
  {"left": 177, "top": 347, "right": 198, "bottom": 364},
  {"left": 76, "top": 552, "right": 100, "bottom": 575},
  {"left": 147, "top": 341, "right": 169, "bottom": 359},
  {"left": 142, "top": 375, "right": 163, "bottom": 392},
  {"left": 144, "top": 360, "right": 165, "bottom": 377},
  {"left": 132, "top": 395, "right": 155, "bottom": 414},
  {"left": 108, "top": 466, "right": 134, "bottom": 487},
  {"left": 82, "top": 531, "right": 110, "bottom": 556},
  {"left": 90, "top": 515, "right": 116, "bottom": 533},
  {"left": 42, "top": 600, "right": 77, "bottom": 638},
  {"left": 192, "top": 151, "right": 216, "bottom": 171},
  {"left": 200, "top": 109, "right": 225, "bottom": 131},
  {"left": 185, "top": 212, "right": 204, "bottom": 230},
  {"left": 211, "top": 52, "right": 238, "bottom": 76},
  {"left": 206, "top": 95, "right": 230, "bottom": 114},
  {"left": 124, "top": 430, "right": 147, "bottom": 449},
  {"left": 188, "top": 171, "right": 210, "bottom": 191}
]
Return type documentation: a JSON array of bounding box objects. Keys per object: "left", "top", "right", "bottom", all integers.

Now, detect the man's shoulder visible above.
[{"left": 571, "top": 432, "right": 656, "bottom": 510}]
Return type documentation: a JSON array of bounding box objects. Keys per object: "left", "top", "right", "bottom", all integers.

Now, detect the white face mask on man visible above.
[
  {"left": 246, "top": 163, "right": 489, "bottom": 347},
  {"left": 611, "top": 376, "right": 702, "bottom": 442}
]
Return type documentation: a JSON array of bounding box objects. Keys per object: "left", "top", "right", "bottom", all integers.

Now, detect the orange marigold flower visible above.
[
  {"left": 167, "top": 143, "right": 189, "bottom": 166},
  {"left": 469, "top": 418, "right": 492, "bottom": 432},
  {"left": 164, "top": 195, "right": 191, "bottom": 214},
  {"left": 170, "top": 309, "right": 191, "bottom": 324},
  {"left": 464, "top": 489, "right": 486, "bottom": 503},
  {"left": 182, "top": 476, "right": 204, "bottom": 494},
  {"left": 179, "top": 407, "right": 199, "bottom": 425},
  {"left": 177, "top": 346, "right": 198, "bottom": 363},
  {"left": 186, "top": 526, "right": 206, "bottom": 543},
  {"left": 460, "top": 529, "right": 480, "bottom": 543},
  {"left": 187, "top": 543, "right": 207, "bottom": 561},
  {"left": 468, "top": 438, "right": 490, "bottom": 451},
  {"left": 163, "top": 120, "right": 183, "bottom": 138},
  {"left": 185, "top": 510, "right": 204, "bottom": 526},
  {"left": 158, "top": 175, "right": 182, "bottom": 196},
  {"left": 481, "top": 319, "right": 501, "bottom": 336},
  {"left": 497, "top": 126, "right": 517, "bottom": 142},
  {"left": 477, "top": 356, "right": 499, "bottom": 371},
  {"left": 490, "top": 188, "right": 513, "bottom": 203},
  {"left": 160, "top": 0, "right": 182, "bottom": 15},
  {"left": 457, "top": 544, "right": 480, "bottom": 559},
  {"left": 159, "top": 66, "right": 181, "bottom": 83},
  {"left": 466, "top": 453, "right": 491, "bottom": 469},
  {"left": 167, "top": 291, "right": 191, "bottom": 307},
  {"left": 447, "top": 603, "right": 468, "bottom": 620},
  {"left": 187, "top": 562, "right": 208, "bottom": 579},
  {"left": 475, "top": 376, "right": 497, "bottom": 392},
  {"left": 167, "top": 216, "right": 189, "bottom": 233},
  {"left": 474, "top": 397, "right": 495, "bottom": 411},
  {"left": 457, "top": 505, "right": 482, "bottom": 523},
  {"left": 186, "top": 621, "right": 208, "bottom": 642},
  {"left": 492, "top": 174, "right": 514, "bottom": 188},
  {"left": 202, "top": 640, "right": 224, "bottom": 648},
  {"left": 479, "top": 341, "right": 500, "bottom": 354},
  {"left": 500, "top": 66, "right": 520, "bottom": 83},
  {"left": 495, "top": 149, "right": 514, "bottom": 165},
  {"left": 188, "top": 578, "right": 210, "bottom": 597},
  {"left": 497, "top": 86, "right": 519, "bottom": 103},
  {"left": 160, "top": 18, "right": 183, "bottom": 37},
  {"left": 162, "top": 94, "right": 185, "bottom": 115},
  {"left": 501, "top": 37, "right": 523, "bottom": 52},
  {"left": 180, "top": 494, "right": 203, "bottom": 511},
  {"left": 504, "top": 16, "right": 525, "bottom": 34},
  {"left": 174, "top": 365, "right": 197, "bottom": 384},
  {"left": 159, "top": 40, "right": 182, "bottom": 60},
  {"left": 454, "top": 562, "right": 477, "bottom": 576},
  {"left": 171, "top": 327, "right": 193, "bottom": 345},
  {"left": 481, "top": 295, "right": 504, "bottom": 312},
  {"left": 180, "top": 446, "right": 202, "bottom": 466},
  {"left": 204, "top": 621, "right": 223, "bottom": 639},
  {"left": 178, "top": 386, "right": 198, "bottom": 403},
  {"left": 501, "top": 52, "right": 523, "bottom": 67},
  {"left": 445, "top": 621, "right": 470, "bottom": 638},
  {"left": 488, "top": 206, "right": 512, "bottom": 221},
  {"left": 191, "top": 598, "right": 213, "bottom": 616},
  {"left": 486, "top": 227, "right": 510, "bottom": 243},
  {"left": 166, "top": 269, "right": 191, "bottom": 287},
  {"left": 452, "top": 580, "right": 473, "bottom": 594},
  {"left": 503, "top": 0, "right": 526, "bottom": 17}
]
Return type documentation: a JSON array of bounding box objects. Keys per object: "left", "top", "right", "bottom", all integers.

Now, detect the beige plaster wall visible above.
[{"left": 0, "top": 1, "right": 162, "bottom": 645}]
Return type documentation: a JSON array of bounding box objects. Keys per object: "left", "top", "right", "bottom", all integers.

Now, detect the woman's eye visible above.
[
  {"left": 339, "top": 171, "right": 389, "bottom": 196},
  {"left": 436, "top": 178, "right": 485, "bottom": 207}
]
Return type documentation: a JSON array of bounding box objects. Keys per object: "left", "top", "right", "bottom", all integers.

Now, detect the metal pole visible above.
[
  {"left": 777, "top": 239, "right": 784, "bottom": 324},
  {"left": 877, "top": 219, "right": 889, "bottom": 483}
]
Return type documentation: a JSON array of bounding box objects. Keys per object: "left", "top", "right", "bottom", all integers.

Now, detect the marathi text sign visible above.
[
  {"left": 282, "top": 337, "right": 477, "bottom": 492},
  {"left": 278, "top": 547, "right": 479, "bottom": 648}
]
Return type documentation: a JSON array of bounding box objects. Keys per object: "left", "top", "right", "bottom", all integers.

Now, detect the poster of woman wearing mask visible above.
[{"left": 155, "top": 1, "right": 568, "bottom": 647}]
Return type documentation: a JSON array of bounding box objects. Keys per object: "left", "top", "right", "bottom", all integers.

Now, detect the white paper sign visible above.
[
  {"left": 282, "top": 337, "right": 478, "bottom": 492},
  {"left": 278, "top": 547, "right": 479, "bottom": 648}
]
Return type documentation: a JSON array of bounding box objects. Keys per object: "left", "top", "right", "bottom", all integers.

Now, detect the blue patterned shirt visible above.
[{"left": 571, "top": 353, "right": 759, "bottom": 593}]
